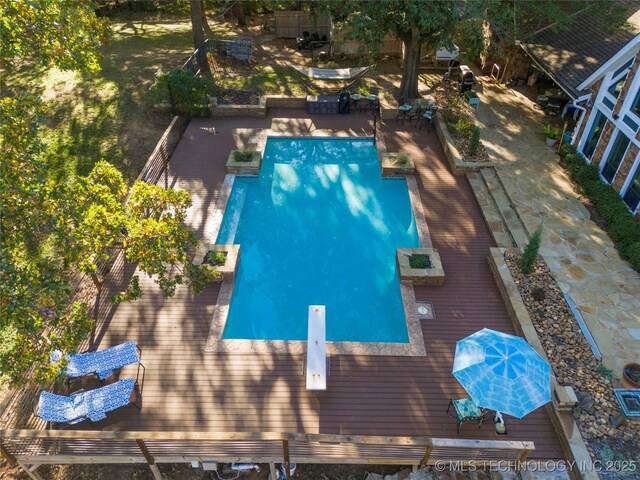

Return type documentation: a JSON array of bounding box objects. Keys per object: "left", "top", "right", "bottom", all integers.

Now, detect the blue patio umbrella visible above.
[{"left": 452, "top": 328, "right": 551, "bottom": 419}]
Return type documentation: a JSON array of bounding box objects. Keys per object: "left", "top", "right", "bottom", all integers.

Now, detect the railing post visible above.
[
  {"left": 419, "top": 444, "right": 433, "bottom": 468},
  {"left": 282, "top": 439, "right": 291, "bottom": 478},
  {"left": 136, "top": 439, "right": 163, "bottom": 480}
]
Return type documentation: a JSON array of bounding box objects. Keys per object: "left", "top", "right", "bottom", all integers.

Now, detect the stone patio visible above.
[{"left": 474, "top": 78, "right": 640, "bottom": 375}]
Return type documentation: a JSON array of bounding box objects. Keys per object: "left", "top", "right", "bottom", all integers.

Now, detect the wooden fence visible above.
[
  {"left": 0, "top": 429, "right": 535, "bottom": 480},
  {"left": 332, "top": 29, "right": 403, "bottom": 57},
  {"left": 274, "top": 11, "right": 332, "bottom": 38}
]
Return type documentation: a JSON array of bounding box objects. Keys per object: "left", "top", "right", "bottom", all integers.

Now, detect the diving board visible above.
[{"left": 306, "top": 305, "right": 326, "bottom": 390}]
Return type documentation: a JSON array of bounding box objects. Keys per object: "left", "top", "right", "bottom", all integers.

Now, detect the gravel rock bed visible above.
[{"left": 504, "top": 253, "right": 640, "bottom": 478}]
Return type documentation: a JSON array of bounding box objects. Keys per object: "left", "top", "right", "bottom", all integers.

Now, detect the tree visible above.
[
  {"left": 233, "top": 1, "right": 247, "bottom": 27},
  {"left": 190, "top": 0, "right": 206, "bottom": 50},
  {"left": 0, "top": 0, "right": 109, "bottom": 72},
  {"left": 459, "top": 1, "right": 631, "bottom": 72},
  {"left": 520, "top": 224, "right": 543, "bottom": 275},
  {"left": 347, "top": 1, "right": 459, "bottom": 101},
  {"left": 0, "top": 96, "right": 95, "bottom": 387},
  {"left": 69, "top": 162, "right": 220, "bottom": 301}
]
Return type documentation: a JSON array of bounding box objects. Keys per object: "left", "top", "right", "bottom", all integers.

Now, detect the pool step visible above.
[{"left": 215, "top": 181, "right": 249, "bottom": 244}]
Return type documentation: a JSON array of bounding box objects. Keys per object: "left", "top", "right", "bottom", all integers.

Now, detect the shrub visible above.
[
  {"left": 454, "top": 116, "right": 474, "bottom": 136},
  {"left": 559, "top": 143, "right": 577, "bottom": 158},
  {"left": 469, "top": 126, "right": 480, "bottom": 156},
  {"left": 232, "top": 150, "right": 256, "bottom": 162},
  {"left": 608, "top": 218, "right": 640, "bottom": 245},
  {"left": 621, "top": 241, "right": 640, "bottom": 270},
  {"left": 543, "top": 124, "right": 561, "bottom": 140},
  {"left": 205, "top": 250, "right": 227, "bottom": 266},
  {"left": 409, "top": 254, "right": 431, "bottom": 269},
  {"left": 558, "top": 149, "right": 640, "bottom": 273},
  {"left": 149, "top": 68, "right": 214, "bottom": 115},
  {"left": 520, "top": 224, "right": 543, "bottom": 275},
  {"left": 392, "top": 153, "right": 410, "bottom": 165}
]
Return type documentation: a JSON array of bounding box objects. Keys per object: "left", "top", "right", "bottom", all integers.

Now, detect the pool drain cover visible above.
[{"left": 416, "top": 301, "right": 435, "bottom": 320}]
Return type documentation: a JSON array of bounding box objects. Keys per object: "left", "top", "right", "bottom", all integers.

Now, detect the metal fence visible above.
[{"left": 183, "top": 37, "right": 253, "bottom": 74}]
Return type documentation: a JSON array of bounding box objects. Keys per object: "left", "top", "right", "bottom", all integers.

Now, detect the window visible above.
[
  {"left": 601, "top": 131, "right": 630, "bottom": 183},
  {"left": 631, "top": 88, "right": 640, "bottom": 116},
  {"left": 583, "top": 111, "right": 607, "bottom": 159},
  {"left": 623, "top": 164, "right": 640, "bottom": 211},
  {"left": 608, "top": 73, "right": 628, "bottom": 98}
]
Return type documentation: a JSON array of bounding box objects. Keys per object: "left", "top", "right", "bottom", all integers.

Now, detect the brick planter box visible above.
[
  {"left": 380, "top": 152, "right": 415, "bottom": 176},
  {"left": 226, "top": 150, "right": 262, "bottom": 176},
  {"left": 192, "top": 244, "right": 239, "bottom": 281},
  {"left": 397, "top": 248, "right": 444, "bottom": 285}
]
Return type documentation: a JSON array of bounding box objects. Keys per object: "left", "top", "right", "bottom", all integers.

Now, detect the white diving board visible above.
[{"left": 306, "top": 305, "right": 326, "bottom": 391}]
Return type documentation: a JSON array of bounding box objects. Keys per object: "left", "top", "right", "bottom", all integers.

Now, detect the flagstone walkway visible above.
[{"left": 472, "top": 78, "right": 640, "bottom": 375}]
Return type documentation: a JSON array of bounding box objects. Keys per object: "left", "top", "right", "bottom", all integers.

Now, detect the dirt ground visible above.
[{"left": 0, "top": 460, "right": 408, "bottom": 480}]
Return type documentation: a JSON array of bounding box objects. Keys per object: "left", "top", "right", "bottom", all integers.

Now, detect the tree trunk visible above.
[
  {"left": 397, "top": 32, "right": 421, "bottom": 103},
  {"left": 190, "top": 0, "right": 205, "bottom": 50},
  {"left": 233, "top": 2, "right": 246, "bottom": 27},
  {"left": 200, "top": 0, "right": 213, "bottom": 36},
  {"left": 190, "top": 0, "right": 209, "bottom": 73}
]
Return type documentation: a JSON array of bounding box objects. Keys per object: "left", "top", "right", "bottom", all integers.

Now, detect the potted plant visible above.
[
  {"left": 623, "top": 363, "right": 640, "bottom": 388},
  {"left": 543, "top": 124, "right": 561, "bottom": 147}
]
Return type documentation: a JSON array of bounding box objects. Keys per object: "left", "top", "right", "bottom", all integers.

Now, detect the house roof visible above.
[{"left": 522, "top": 4, "right": 640, "bottom": 98}]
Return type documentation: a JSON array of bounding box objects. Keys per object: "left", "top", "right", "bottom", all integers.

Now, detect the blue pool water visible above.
[{"left": 216, "top": 137, "right": 419, "bottom": 342}]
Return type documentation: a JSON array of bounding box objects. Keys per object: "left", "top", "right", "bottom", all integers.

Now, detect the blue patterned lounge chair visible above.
[
  {"left": 51, "top": 341, "right": 142, "bottom": 381},
  {"left": 34, "top": 378, "right": 139, "bottom": 426}
]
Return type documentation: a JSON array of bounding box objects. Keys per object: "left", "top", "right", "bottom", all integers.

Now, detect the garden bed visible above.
[
  {"left": 504, "top": 252, "right": 640, "bottom": 479},
  {"left": 216, "top": 88, "right": 261, "bottom": 105},
  {"left": 432, "top": 86, "right": 490, "bottom": 163}
]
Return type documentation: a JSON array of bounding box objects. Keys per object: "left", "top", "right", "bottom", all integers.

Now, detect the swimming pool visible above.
[{"left": 216, "top": 137, "right": 419, "bottom": 342}]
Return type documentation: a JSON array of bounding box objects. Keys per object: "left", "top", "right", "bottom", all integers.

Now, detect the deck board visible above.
[{"left": 31, "top": 111, "right": 562, "bottom": 460}]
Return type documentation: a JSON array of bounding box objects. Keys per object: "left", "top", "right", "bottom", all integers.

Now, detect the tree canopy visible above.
[
  {"left": 0, "top": 0, "right": 109, "bottom": 71},
  {"left": 0, "top": 1, "right": 214, "bottom": 386}
]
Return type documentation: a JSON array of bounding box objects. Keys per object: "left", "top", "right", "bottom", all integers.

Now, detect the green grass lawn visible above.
[{"left": 2, "top": 14, "right": 195, "bottom": 184}]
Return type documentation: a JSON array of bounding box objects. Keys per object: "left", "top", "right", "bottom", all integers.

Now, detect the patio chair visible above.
[
  {"left": 396, "top": 104, "right": 413, "bottom": 125},
  {"left": 447, "top": 397, "right": 489, "bottom": 433},
  {"left": 33, "top": 378, "right": 140, "bottom": 428},
  {"left": 416, "top": 105, "right": 438, "bottom": 131},
  {"left": 51, "top": 341, "right": 143, "bottom": 382},
  {"left": 365, "top": 87, "right": 380, "bottom": 112}
]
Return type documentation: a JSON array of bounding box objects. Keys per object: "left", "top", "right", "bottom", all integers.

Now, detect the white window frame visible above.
[
  {"left": 603, "top": 58, "right": 633, "bottom": 107},
  {"left": 621, "top": 67, "right": 640, "bottom": 124},
  {"left": 578, "top": 108, "right": 608, "bottom": 161},
  {"left": 620, "top": 153, "right": 640, "bottom": 213},
  {"left": 599, "top": 128, "right": 632, "bottom": 185}
]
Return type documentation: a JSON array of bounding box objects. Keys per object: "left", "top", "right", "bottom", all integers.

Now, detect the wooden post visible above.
[
  {"left": 270, "top": 462, "right": 277, "bottom": 479},
  {"left": 282, "top": 439, "right": 291, "bottom": 478},
  {"left": 0, "top": 439, "right": 17, "bottom": 465},
  {"left": 136, "top": 439, "right": 163, "bottom": 480},
  {"left": 16, "top": 462, "right": 44, "bottom": 480},
  {"left": 419, "top": 445, "right": 433, "bottom": 468}
]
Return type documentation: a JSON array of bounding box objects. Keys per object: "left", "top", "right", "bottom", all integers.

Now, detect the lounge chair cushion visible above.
[
  {"left": 38, "top": 378, "right": 135, "bottom": 424},
  {"left": 51, "top": 341, "right": 140, "bottom": 380}
]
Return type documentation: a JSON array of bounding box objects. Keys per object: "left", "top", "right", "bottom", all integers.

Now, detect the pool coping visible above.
[{"left": 203, "top": 131, "right": 430, "bottom": 357}]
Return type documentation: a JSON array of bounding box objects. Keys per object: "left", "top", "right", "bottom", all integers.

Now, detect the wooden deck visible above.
[{"left": 12, "top": 110, "right": 564, "bottom": 460}]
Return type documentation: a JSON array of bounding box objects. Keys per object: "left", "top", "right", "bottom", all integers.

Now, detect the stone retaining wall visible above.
[
  {"left": 210, "top": 96, "right": 268, "bottom": 118},
  {"left": 434, "top": 112, "right": 492, "bottom": 175},
  {"left": 488, "top": 247, "right": 597, "bottom": 480}
]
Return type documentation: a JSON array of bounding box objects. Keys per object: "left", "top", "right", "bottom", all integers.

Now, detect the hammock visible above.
[
  {"left": 289, "top": 64, "right": 371, "bottom": 80},
  {"left": 287, "top": 64, "right": 372, "bottom": 91}
]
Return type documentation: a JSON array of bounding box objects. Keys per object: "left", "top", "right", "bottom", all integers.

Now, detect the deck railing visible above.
[{"left": 0, "top": 429, "right": 534, "bottom": 480}]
